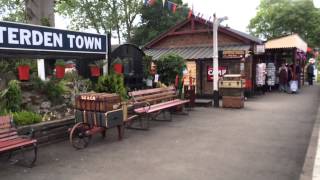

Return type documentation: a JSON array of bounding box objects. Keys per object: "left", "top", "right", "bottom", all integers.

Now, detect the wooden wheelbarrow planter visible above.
[{"left": 69, "top": 109, "right": 124, "bottom": 149}]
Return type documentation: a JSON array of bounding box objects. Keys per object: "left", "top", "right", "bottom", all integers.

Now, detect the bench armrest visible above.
[
  {"left": 21, "top": 128, "right": 36, "bottom": 139},
  {"left": 132, "top": 101, "right": 151, "bottom": 114}
]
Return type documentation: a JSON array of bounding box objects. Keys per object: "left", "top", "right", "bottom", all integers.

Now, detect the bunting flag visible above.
[
  {"left": 172, "top": 3, "right": 177, "bottom": 13},
  {"left": 188, "top": 8, "right": 193, "bottom": 19},
  {"left": 143, "top": 0, "right": 214, "bottom": 22}
]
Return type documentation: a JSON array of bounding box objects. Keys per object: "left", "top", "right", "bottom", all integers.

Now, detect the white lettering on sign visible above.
[
  {"left": 19, "top": 29, "right": 31, "bottom": 45},
  {"left": 32, "top": 30, "right": 43, "bottom": 46},
  {"left": 0, "top": 27, "right": 7, "bottom": 43},
  {"left": 67, "top": 34, "right": 75, "bottom": 48},
  {"left": 207, "top": 66, "right": 227, "bottom": 81},
  {"left": 8, "top": 28, "right": 19, "bottom": 44},
  {"left": 43, "top": 32, "right": 53, "bottom": 47},
  {"left": 84, "top": 36, "right": 94, "bottom": 49},
  {"left": 53, "top": 33, "right": 62, "bottom": 47},
  {"left": 75, "top": 35, "right": 84, "bottom": 49},
  {"left": 94, "top": 38, "right": 101, "bottom": 50}
]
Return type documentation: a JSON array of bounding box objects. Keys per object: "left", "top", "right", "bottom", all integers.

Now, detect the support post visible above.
[{"left": 37, "top": 59, "right": 45, "bottom": 80}]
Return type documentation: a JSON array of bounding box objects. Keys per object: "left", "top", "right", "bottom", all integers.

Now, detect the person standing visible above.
[
  {"left": 307, "top": 59, "right": 315, "bottom": 85},
  {"left": 279, "top": 63, "right": 288, "bottom": 92}
]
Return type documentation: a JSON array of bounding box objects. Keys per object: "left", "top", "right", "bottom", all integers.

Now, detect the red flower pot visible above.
[
  {"left": 113, "top": 64, "right": 123, "bottom": 74},
  {"left": 90, "top": 66, "right": 101, "bottom": 77},
  {"left": 55, "top": 65, "right": 65, "bottom": 79},
  {"left": 17, "top": 65, "right": 30, "bottom": 81}
]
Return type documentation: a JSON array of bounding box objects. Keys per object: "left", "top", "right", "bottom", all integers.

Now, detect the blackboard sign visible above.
[{"left": 0, "top": 21, "right": 107, "bottom": 54}]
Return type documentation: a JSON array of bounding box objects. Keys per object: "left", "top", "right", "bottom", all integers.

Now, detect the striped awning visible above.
[{"left": 144, "top": 45, "right": 251, "bottom": 60}]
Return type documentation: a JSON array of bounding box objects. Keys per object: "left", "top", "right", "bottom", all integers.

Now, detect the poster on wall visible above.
[{"left": 207, "top": 66, "right": 227, "bottom": 81}]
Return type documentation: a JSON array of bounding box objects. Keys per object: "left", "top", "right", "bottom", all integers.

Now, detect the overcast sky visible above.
[
  {"left": 183, "top": 0, "right": 260, "bottom": 32},
  {"left": 55, "top": 0, "right": 261, "bottom": 43}
]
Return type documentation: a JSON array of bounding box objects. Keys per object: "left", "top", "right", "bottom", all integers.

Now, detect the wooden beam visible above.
[{"left": 168, "top": 29, "right": 211, "bottom": 36}]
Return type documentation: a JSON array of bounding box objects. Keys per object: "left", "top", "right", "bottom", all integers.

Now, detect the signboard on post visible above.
[
  {"left": 222, "top": 50, "right": 245, "bottom": 59},
  {"left": 0, "top": 21, "right": 107, "bottom": 54},
  {"left": 207, "top": 66, "right": 227, "bottom": 81}
]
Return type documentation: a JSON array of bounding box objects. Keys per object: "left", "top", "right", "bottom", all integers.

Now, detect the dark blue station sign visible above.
[{"left": 0, "top": 21, "right": 107, "bottom": 54}]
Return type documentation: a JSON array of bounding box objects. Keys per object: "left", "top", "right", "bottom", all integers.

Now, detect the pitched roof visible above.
[
  {"left": 265, "top": 34, "right": 307, "bottom": 52},
  {"left": 144, "top": 16, "right": 263, "bottom": 49}
]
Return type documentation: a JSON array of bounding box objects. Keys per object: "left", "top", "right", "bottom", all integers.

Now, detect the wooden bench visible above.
[
  {"left": 0, "top": 115, "right": 37, "bottom": 167},
  {"left": 127, "top": 86, "right": 189, "bottom": 129}
]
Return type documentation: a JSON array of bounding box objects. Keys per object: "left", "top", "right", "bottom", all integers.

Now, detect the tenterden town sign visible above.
[{"left": 0, "top": 21, "right": 107, "bottom": 54}]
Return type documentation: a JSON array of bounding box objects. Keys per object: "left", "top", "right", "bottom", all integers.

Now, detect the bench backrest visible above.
[
  {"left": 129, "top": 86, "right": 177, "bottom": 105},
  {"left": 0, "top": 115, "right": 18, "bottom": 142}
]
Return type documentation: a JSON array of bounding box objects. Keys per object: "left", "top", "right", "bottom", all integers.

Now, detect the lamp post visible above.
[{"left": 212, "top": 14, "right": 228, "bottom": 107}]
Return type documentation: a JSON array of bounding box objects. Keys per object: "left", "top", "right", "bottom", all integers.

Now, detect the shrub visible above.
[
  {"left": 96, "top": 73, "right": 127, "bottom": 100},
  {"left": 45, "top": 79, "right": 69, "bottom": 104},
  {"left": 13, "top": 111, "right": 42, "bottom": 126},
  {"left": 55, "top": 60, "right": 65, "bottom": 67},
  {"left": 155, "top": 54, "right": 186, "bottom": 86},
  {"left": 1, "top": 80, "right": 22, "bottom": 112}
]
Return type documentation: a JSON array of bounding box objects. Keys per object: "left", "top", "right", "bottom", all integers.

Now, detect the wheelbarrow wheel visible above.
[{"left": 69, "top": 122, "right": 91, "bottom": 149}]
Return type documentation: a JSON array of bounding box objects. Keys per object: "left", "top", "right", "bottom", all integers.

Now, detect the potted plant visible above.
[
  {"left": 112, "top": 58, "right": 123, "bottom": 74},
  {"left": 89, "top": 60, "right": 105, "bottom": 77},
  {"left": 55, "top": 60, "right": 65, "bottom": 79},
  {"left": 16, "top": 61, "right": 30, "bottom": 81}
]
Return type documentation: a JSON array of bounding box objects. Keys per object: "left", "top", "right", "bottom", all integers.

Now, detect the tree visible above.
[
  {"left": 56, "top": 0, "right": 142, "bottom": 43},
  {"left": 248, "top": 0, "right": 320, "bottom": 47},
  {"left": 130, "top": 0, "right": 189, "bottom": 46},
  {"left": 0, "top": 0, "right": 26, "bottom": 22}
]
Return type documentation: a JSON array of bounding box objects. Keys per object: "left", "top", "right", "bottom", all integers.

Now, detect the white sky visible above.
[
  {"left": 55, "top": 0, "right": 260, "bottom": 43},
  {"left": 183, "top": 0, "right": 260, "bottom": 32}
]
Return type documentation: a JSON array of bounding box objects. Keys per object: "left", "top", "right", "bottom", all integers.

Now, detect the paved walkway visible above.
[{"left": 1, "top": 85, "right": 319, "bottom": 180}]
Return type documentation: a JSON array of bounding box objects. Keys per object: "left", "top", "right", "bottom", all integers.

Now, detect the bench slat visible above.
[
  {"left": 129, "top": 86, "right": 175, "bottom": 96},
  {"left": 0, "top": 131, "right": 18, "bottom": 139},
  {"left": 133, "top": 91, "right": 176, "bottom": 102},
  {"left": 134, "top": 99, "right": 189, "bottom": 114},
  {"left": 0, "top": 138, "right": 32, "bottom": 148},
  {"left": 0, "top": 139, "right": 37, "bottom": 152}
]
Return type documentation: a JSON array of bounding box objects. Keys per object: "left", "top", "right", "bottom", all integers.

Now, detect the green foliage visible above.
[
  {"left": 55, "top": 60, "right": 65, "bottom": 67},
  {"left": 0, "top": 80, "right": 22, "bottom": 112},
  {"left": 155, "top": 54, "right": 186, "bottom": 86},
  {"left": 248, "top": 0, "right": 320, "bottom": 47},
  {"left": 96, "top": 73, "right": 127, "bottom": 100},
  {"left": 0, "top": 0, "right": 26, "bottom": 22},
  {"left": 45, "top": 79, "right": 69, "bottom": 104},
  {"left": 142, "top": 55, "right": 153, "bottom": 79},
  {"left": 56, "top": 0, "right": 142, "bottom": 42},
  {"left": 131, "top": 0, "right": 189, "bottom": 45},
  {"left": 13, "top": 110, "right": 42, "bottom": 126}
]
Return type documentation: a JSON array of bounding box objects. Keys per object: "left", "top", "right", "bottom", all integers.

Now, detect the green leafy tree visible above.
[
  {"left": 56, "top": 0, "right": 142, "bottom": 43},
  {"left": 248, "top": 0, "right": 320, "bottom": 47},
  {"left": 0, "top": 0, "right": 26, "bottom": 22},
  {"left": 130, "top": 0, "right": 189, "bottom": 45}
]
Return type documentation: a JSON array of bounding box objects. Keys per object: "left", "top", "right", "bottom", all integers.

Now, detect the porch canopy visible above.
[
  {"left": 144, "top": 45, "right": 251, "bottom": 60},
  {"left": 265, "top": 34, "right": 307, "bottom": 53},
  {"left": 0, "top": 21, "right": 107, "bottom": 59}
]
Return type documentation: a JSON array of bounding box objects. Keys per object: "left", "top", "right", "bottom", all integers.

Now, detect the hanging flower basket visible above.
[
  {"left": 113, "top": 64, "right": 123, "bottom": 74},
  {"left": 90, "top": 66, "right": 101, "bottom": 77},
  {"left": 55, "top": 65, "right": 65, "bottom": 79},
  {"left": 17, "top": 65, "right": 30, "bottom": 81}
]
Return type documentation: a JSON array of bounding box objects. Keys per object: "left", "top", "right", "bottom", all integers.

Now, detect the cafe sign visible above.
[
  {"left": 207, "top": 66, "right": 227, "bottom": 81},
  {"left": 222, "top": 50, "right": 245, "bottom": 58},
  {"left": 0, "top": 21, "right": 107, "bottom": 54}
]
